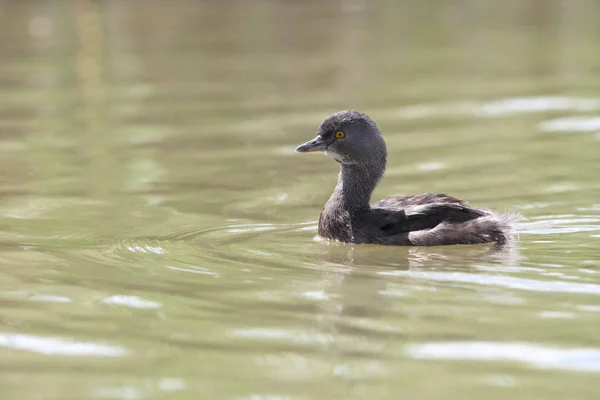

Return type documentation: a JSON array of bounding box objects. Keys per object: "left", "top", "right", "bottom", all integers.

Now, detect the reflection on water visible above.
[
  {"left": 0, "top": 333, "right": 127, "bottom": 357},
  {"left": 379, "top": 270, "right": 600, "bottom": 294},
  {"left": 539, "top": 116, "right": 600, "bottom": 133},
  {"left": 102, "top": 295, "right": 162, "bottom": 309},
  {"left": 406, "top": 342, "right": 600, "bottom": 372},
  {"left": 1, "top": 0, "right": 600, "bottom": 399}
]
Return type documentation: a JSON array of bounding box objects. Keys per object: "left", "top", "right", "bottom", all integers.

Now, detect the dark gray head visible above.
[{"left": 296, "top": 110, "right": 387, "bottom": 167}]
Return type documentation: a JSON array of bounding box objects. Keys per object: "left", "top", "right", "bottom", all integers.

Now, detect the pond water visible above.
[{"left": 1, "top": 1, "right": 599, "bottom": 399}]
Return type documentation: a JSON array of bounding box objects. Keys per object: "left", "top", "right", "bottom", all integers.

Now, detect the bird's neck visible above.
[{"left": 327, "top": 163, "right": 385, "bottom": 211}]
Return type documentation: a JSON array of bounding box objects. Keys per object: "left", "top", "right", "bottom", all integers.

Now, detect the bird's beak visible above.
[{"left": 295, "top": 135, "right": 327, "bottom": 153}]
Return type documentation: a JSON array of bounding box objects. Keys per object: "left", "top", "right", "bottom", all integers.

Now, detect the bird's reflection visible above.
[
  {"left": 302, "top": 241, "right": 523, "bottom": 361},
  {"left": 313, "top": 240, "right": 522, "bottom": 270}
]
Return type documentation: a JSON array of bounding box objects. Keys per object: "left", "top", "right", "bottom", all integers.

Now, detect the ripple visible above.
[
  {"left": 158, "top": 378, "right": 187, "bottom": 392},
  {"left": 70, "top": 221, "right": 307, "bottom": 268},
  {"left": 227, "top": 225, "right": 276, "bottom": 234},
  {"left": 476, "top": 96, "right": 600, "bottom": 117},
  {"left": 102, "top": 295, "right": 162, "bottom": 309},
  {"left": 0, "top": 333, "right": 126, "bottom": 356},
  {"left": 378, "top": 270, "right": 600, "bottom": 295},
  {"left": 235, "top": 395, "right": 293, "bottom": 400},
  {"left": 166, "top": 265, "right": 221, "bottom": 277},
  {"left": 519, "top": 215, "right": 600, "bottom": 235},
  {"left": 230, "top": 328, "right": 333, "bottom": 345},
  {"left": 229, "top": 96, "right": 600, "bottom": 133},
  {"left": 125, "top": 244, "right": 166, "bottom": 255},
  {"left": 72, "top": 220, "right": 321, "bottom": 281},
  {"left": 299, "top": 290, "right": 330, "bottom": 301},
  {"left": 146, "top": 221, "right": 315, "bottom": 244},
  {"left": 383, "top": 96, "right": 600, "bottom": 120},
  {"left": 380, "top": 96, "right": 600, "bottom": 120},
  {"left": 93, "top": 387, "right": 142, "bottom": 400},
  {"left": 544, "top": 184, "right": 579, "bottom": 193},
  {"left": 578, "top": 305, "right": 600, "bottom": 312},
  {"left": 406, "top": 341, "right": 600, "bottom": 372},
  {"left": 30, "top": 295, "right": 71, "bottom": 303},
  {"left": 538, "top": 116, "right": 600, "bottom": 133},
  {"left": 538, "top": 311, "right": 575, "bottom": 319},
  {"left": 517, "top": 202, "right": 552, "bottom": 210},
  {"left": 417, "top": 162, "right": 446, "bottom": 171}
]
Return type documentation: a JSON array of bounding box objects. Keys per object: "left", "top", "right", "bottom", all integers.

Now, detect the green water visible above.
[{"left": 1, "top": 1, "right": 600, "bottom": 399}]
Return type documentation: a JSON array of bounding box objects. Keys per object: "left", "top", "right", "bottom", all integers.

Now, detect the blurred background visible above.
[{"left": 0, "top": 0, "right": 599, "bottom": 399}]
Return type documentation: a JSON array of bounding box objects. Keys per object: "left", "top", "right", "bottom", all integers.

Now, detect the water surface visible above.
[{"left": 1, "top": 1, "right": 599, "bottom": 399}]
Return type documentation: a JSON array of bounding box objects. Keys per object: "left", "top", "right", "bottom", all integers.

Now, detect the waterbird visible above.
[{"left": 296, "top": 110, "right": 516, "bottom": 246}]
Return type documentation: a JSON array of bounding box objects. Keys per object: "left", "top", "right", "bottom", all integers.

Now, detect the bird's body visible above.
[{"left": 296, "top": 110, "right": 516, "bottom": 246}]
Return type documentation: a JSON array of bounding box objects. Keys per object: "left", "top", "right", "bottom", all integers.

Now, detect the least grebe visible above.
[{"left": 296, "top": 110, "right": 516, "bottom": 246}]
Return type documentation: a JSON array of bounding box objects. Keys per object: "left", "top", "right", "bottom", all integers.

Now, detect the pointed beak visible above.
[{"left": 295, "top": 135, "right": 327, "bottom": 153}]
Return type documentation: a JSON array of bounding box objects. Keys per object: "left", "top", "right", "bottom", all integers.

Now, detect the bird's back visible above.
[{"left": 371, "top": 193, "right": 465, "bottom": 210}]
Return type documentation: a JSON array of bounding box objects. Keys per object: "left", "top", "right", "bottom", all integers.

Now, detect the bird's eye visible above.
[{"left": 335, "top": 131, "right": 345, "bottom": 139}]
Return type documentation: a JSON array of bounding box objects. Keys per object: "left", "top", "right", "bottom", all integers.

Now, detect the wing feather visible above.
[{"left": 374, "top": 203, "right": 486, "bottom": 236}]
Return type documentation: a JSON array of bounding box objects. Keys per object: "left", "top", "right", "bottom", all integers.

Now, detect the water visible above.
[{"left": 1, "top": 1, "right": 599, "bottom": 399}]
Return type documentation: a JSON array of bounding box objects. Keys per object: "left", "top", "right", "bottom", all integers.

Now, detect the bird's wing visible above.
[{"left": 373, "top": 203, "right": 486, "bottom": 235}]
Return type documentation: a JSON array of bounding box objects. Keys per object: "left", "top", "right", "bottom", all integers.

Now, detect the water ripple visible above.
[
  {"left": 519, "top": 215, "right": 600, "bottom": 235},
  {"left": 102, "top": 295, "right": 162, "bottom": 309},
  {"left": 406, "top": 341, "right": 600, "bottom": 372},
  {"left": 378, "top": 270, "right": 600, "bottom": 295},
  {"left": 232, "top": 96, "right": 600, "bottom": 133},
  {"left": 538, "top": 116, "right": 600, "bottom": 133},
  {"left": 0, "top": 333, "right": 126, "bottom": 357}
]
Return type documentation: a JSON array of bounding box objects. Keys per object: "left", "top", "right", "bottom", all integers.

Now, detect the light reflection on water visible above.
[
  {"left": 102, "top": 295, "right": 162, "bottom": 309},
  {"left": 406, "top": 342, "right": 600, "bottom": 372},
  {"left": 378, "top": 270, "right": 600, "bottom": 295},
  {"left": 0, "top": 334, "right": 126, "bottom": 357},
  {"left": 230, "top": 96, "right": 600, "bottom": 132},
  {"left": 539, "top": 116, "right": 600, "bottom": 133}
]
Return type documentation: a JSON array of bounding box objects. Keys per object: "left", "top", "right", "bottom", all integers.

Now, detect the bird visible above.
[{"left": 295, "top": 110, "right": 517, "bottom": 246}]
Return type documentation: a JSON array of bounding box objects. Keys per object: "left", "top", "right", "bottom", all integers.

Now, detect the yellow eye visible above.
[{"left": 335, "top": 131, "right": 345, "bottom": 139}]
